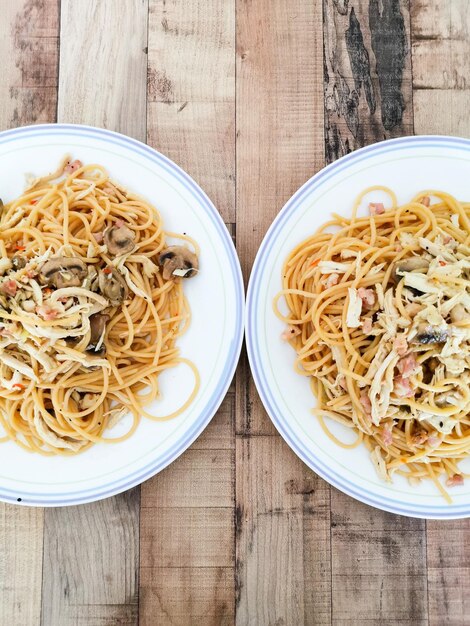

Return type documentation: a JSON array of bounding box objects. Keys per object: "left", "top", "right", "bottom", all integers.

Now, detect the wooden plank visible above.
[
  {"left": 324, "top": 0, "right": 413, "bottom": 162},
  {"left": 426, "top": 521, "right": 470, "bottom": 626},
  {"left": 410, "top": 2, "right": 470, "bottom": 624},
  {"left": 147, "top": 0, "right": 235, "bottom": 223},
  {"left": 324, "top": 2, "right": 428, "bottom": 624},
  {"left": 331, "top": 492, "right": 427, "bottom": 625},
  {"left": 235, "top": 0, "right": 328, "bottom": 624},
  {"left": 0, "top": 0, "right": 59, "bottom": 128},
  {"left": 41, "top": 1, "right": 148, "bottom": 625},
  {"left": 0, "top": 1, "right": 59, "bottom": 624},
  {"left": 140, "top": 567, "right": 234, "bottom": 626},
  {"left": 57, "top": 0, "right": 148, "bottom": 139},
  {"left": 41, "top": 490, "right": 140, "bottom": 626},
  {"left": 236, "top": 436, "right": 331, "bottom": 625},
  {"left": 0, "top": 506, "right": 44, "bottom": 626},
  {"left": 140, "top": 397, "right": 235, "bottom": 622},
  {"left": 140, "top": 2, "right": 236, "bottom": 624}
]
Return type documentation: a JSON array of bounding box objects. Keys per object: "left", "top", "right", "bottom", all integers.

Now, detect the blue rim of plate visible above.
[
  {"left": 0, "top": 123, "right": 244, "bottom": 506},
  {"left": 246, "top": 135, "right": 470, "bottom": 519}
]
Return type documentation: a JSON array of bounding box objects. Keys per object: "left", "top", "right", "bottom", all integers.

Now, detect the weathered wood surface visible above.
[{"left": 0, "top": 1, "right": 469, "bottom": 625}]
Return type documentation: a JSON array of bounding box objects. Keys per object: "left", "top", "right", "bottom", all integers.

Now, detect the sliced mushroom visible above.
[
  {"left": 87, "top": 313, "right": 109, "bottom": 353},
  {"left": 450, "top": 303, "right": 467, "bottom": 323},
  {"left": 98, "top": 268, "right": 128, "bottom": 305},
  {"left": 40, "top": 256, "right": 87, "bottom": 289},
  {"left": 11, "top": 255, "right": 26, "bottom": 270},
  {"left": 157, "top": 246, "right": 198, "bottom": 280},
  {"left": 103, "top": 222, "right": 135, "bottom": 256},
  {"left": 414, "top": 324, "right": 448, "bottom": 344},
  {"left": 392, "top": 256, "right": 430, "bottom": 283}
]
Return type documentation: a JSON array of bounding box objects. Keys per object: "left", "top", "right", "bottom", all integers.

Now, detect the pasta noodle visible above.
[
  {"left": 275, "top": 187, "right": 470, "bottom": 501},
  {"left": 0, "top": 157, "right": 200, "bottom": 455}
]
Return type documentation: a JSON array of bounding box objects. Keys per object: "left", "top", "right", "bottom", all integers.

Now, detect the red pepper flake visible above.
[
  {"left": 438, "top": 261, "right": 446, "bottom": 266},
  {"left": 43, "top": 288, "right": 53, "bottom": 297},
  {"left": 103, "top": 267, "right": 113, "bottom": 275},
  {"left": 30, "top": 199, "right": 39, "bottom": 205},
  {"left": 12, "top": 383, "right": 25, "bottom": 391},
  {"left": 14, "top": 245, "right": 26, "bottom": 252}
]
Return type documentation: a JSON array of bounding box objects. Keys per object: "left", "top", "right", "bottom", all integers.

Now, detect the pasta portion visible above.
[
  {"left": 276, "top": 188, "right": 470, "bottom": 501},
  {"left": 0, "top": 157, "right": 199, "bottom": 455}
]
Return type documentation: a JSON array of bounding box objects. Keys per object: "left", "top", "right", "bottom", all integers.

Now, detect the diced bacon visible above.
[
  {"left": 359, "top": 391, "right": 372, "bottom": 419},
  {"left": 281, "top": 325, "right": 301, "bottom": 341},
  {"left": 369, "top": 202, "right": 385, "bottom": 215},
  {"left": 358, "top": 287, "right": 376, "bottom": 310},
  {"left": 92, "top": 231, "right": 104, "bottom": 244},
  {"left": 443, "top": 235, "right": 453, "bottom": 245},
  {"left": 382, "top": 426, "right": 393, "bottom": 447},
  {"left": 36, "top": 304, "right": 59, "bottom": 321},
  {"left": 393, "top": 374, "right": 415, "bottom": 398},
  {"left": 446, "top": 474, "right": 464, "bottom": 488},
  {"left": 64, "top": 159, "right": 82, "bottom": 174},
  {"left": 0, "top": 280, "right": 17, "bottom": 297},
  {"left": 393, "top": 336, "right": 408, "bottom": 356},
  {"left": 420, "top": 196, "right": 430, "bottom": 207},
  {"left": 397, "top": 354, "right": 418, "bottom": 377},
  {"left": 325, "top": 273, "right": 339, "bottom": 289},
  {"left": 362, "top": 317, "right": 373, "bottom": 334},
  {"left": 411, "top": 429, "right": 428, "bottom": 446}
]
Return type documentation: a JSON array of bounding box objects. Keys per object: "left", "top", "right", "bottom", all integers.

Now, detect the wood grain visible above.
[
  {"left": 140, "top": 2, "right": 236, "bottom": 623},
  {"left": 235, "top": 1, "right": 327, "bottom": 624},
  {"left": 411, "top": 2, "right": 470, "bottom": 625},
  {"left": 146, "top": 0, "right": 235, "bottom": 223},
  {"left": 324, "top": 0, "right": 413, "bottom": 162},
  {"left": 40, "top": 1, "right": 148, "bottom": 624},
  {"left": 0, "top": 2, "right": 59, "bottom": 624},
  {"left": 323, "top": 3, "right": 429, "bottom": 625},
  {"left": 57, "top": 0, "right": 148, "bottom": 139}
]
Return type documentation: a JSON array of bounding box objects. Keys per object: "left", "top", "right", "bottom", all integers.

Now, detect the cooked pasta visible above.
[
  {"left": 275, "top": 187, "right": 470, "bottom": 501},
  {"left": 0, "top": 157, "right": 200, "bottom": 455}
]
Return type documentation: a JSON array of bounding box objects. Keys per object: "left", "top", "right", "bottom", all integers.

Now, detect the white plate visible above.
[
  {"left": 246, "top": 136, "right": 470, "bottom": 519},
  {"left": 0, "top": 124, "right": 244, "bottom": 506}
]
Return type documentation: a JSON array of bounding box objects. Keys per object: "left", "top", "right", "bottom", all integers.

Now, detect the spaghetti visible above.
[
  {"left": 0, "top": 157, "right": 200, "bottom": 455},
  {"left": 275, "top": 188, "right": 470, "bottom": 501}
]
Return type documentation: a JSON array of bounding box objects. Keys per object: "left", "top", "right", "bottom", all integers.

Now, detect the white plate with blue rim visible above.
[
  {"left": 246, "top": 135, "right": 470, "bottom": 519},
  {"left": 0, "top": 123, "right": 244, "bottom": 506}
]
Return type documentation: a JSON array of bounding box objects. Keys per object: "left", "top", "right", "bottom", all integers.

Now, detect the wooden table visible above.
[{"left": 0, "top": 1, "right": 469, "bottom": 624}]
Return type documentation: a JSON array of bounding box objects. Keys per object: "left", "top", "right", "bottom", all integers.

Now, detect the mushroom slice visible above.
[
  {"left": 391, "top": 256, "right": 430, "bottom": 283},
  {"left": 87, "top": 313, "right": 109, "bottom": 353},
  {"left": 11, "top": 255, "right": 26, "bottom": 270},
  {"left": 40, "top": 256, "right": 87, "bottom": 289},
  {"left": 98, "top": 267, "right": 128, "bottom": 305},
  {"left": 157, "top": 246, "right": 198, "bottom": 280},
  {"left": 103, "top": 222, "right": 135, "bottom": 256}
]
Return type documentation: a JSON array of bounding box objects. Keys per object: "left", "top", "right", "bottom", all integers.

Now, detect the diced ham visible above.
[
  {"left": 397, "top": 354, "right": 418, "bottom": 377},
  {"left": 36, "top": 304, "right": 59, "bottom": 321},
  {"left": 281, "top": 325, "right": 301, "bottom": 341},
  {"left": 338, "top": 375, "right": 347, "bottom": 391},
  {"left": 325, "top": 273, "right": 339, "bottom": 289},
  {"left": 362, "top": 317, "right": 373, "bottom": 334},
  {"left": 359, "top": 391, "right": 372, "bottom": 419},
  {"left": 369, "top": 202, "right": 385, "bottom": 215},
  {"left": 420, "top": 196, "right": 430, "bottom": 207},
  {"left": 64, "top": 159, "right": 82, "bottom": 174},
  {"left": 427, "top": 435, "right": 440, "bottom": 447},
  {"left": 395, "top": 244, "right": 403, "bottom": 252},
  {"left": 358, "top": 287, "right": 376, "bottom": 310},
  {"left": 393, "top": 336, "right": 408, "bottom": 356},
  {"left": 115, "top": 219, "right": 125, "bottom": 228},
  {"left": 443, "top": 234, "right": 454, "bottom": 245},
  {"left": 382, "top": 426, "right": 393, "bottom": 447},
  {"left": 92, "top": 231, "right": 104, "bottom": 244},
  {"left": 0, "top": 280, "right": 17, "bottom": 297},
  {"left": 393, "top": 374, "right": 415, "bottom": 398},
  {"left": 411, "top": 429, "right": 428, "bottom": 446},
  {"left": 446, "top": 474, "right": 464, "bottom": 488}
]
